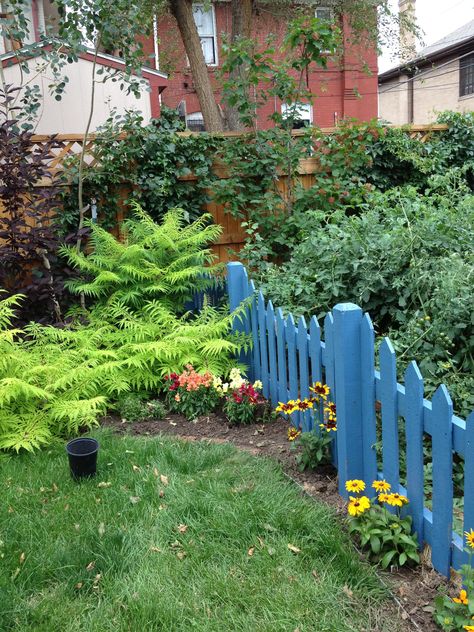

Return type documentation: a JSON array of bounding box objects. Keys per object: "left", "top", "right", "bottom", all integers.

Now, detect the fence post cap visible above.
[{"left": 333, "top": 302, "right": 362, "bottom": 313}]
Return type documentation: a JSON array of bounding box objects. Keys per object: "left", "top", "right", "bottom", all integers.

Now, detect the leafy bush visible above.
[
  {"left": 0, "top": 209, "right": 246, "bottom": 451},
  {"left": 61, "top": 203, "right": 223, "bottom": 313},
  {"left": 58, "top": 108, "right": 220, "bottom": 235},
  {"left": 116, "top": 394, "right": 166, "bottom": 422},
  {"left": 260, "top": 174, "right": 474, "bottom": 415}
]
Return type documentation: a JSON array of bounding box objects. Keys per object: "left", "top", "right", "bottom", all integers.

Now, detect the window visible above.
[
  {"left": 460, "top": 53, "right": 474, "bottom": 97},
  {"left": 315, "top": 6, "right": 333, "bottom": 22},
  {"left": 0, "top": 0, "right": 36, "bottom": 53},
  {"left": 281, "top": 103, "right": 312, "bottom": 129},
  {"left": 192, "top": 3, "right": 217, "bottom": 65},
  {"left": 186, "top": 111, "right": 206, "bottom": 132}
]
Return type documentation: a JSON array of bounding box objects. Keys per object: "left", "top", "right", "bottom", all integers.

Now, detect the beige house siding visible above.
[
  {"left": 379, "top": 53, "right": 474, "bottom": 124},
  {"left": 378, "top": 75, "right": 411, "bottom": 124},
  {"left": 412, "top": 57, "right": 474, "bottom": 123},
  {"left": 2, "top": 56, "right": 153, "bottom": 134}
]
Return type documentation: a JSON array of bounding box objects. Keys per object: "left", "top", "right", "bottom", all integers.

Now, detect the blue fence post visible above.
[
  {"left": 332, "top": 303, "right": 364, "bottom": 498},
  {"left": 227, "top": 262, "right": 252, "bottom": 378}
]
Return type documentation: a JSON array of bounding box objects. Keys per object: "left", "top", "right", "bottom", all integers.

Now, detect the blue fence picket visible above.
[
  {"left": 431, "top": 385, "right": 454, "bottom": 577},
  {"left": 276, "top": 308, "right": 288, "bottom": 405},
  {"left": 332, "top": 304, "right": 364, "bottom": 497},
  {"left": 309, "top": 316, "right": 323, "bottom": 433},
  {"left": 227, "top": 262, "right": 251, "bottom": 371},
  {"left": 324, "top": 312, "right": 337, "bottom": 465},
  {"left": 323, "top": 313, "right": 335, "bottom": 397},
  {"left": 248, "top": 280, "right": 261, "bottom": 382},
  {"left": 257, "top": 291, "right": 269, "bottom": 399},
  {"left": 464, "top": 411, "right": 474, "bottom": 559},
  {"left": 286, "top": 314, "right": 300, "bottom": 429},
  {"left": 266, "top": 301, "right": 278, "bottom": 406},
  {"left": 360, "top": 314, "right": 378, "bottom": 486},
  {"left": 297, "top": 316, "right": 312, "bottom": 432},
  {"left": 404, "top": 361, "right": 425, "bottom": 548},
  {"left": 379, "top": 339, "right": 400, "bottom": 494},
  {"left": 309, "top": 316, "right": 322, "bottom": 386}
]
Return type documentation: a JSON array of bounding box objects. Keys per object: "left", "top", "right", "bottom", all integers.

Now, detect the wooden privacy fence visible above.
[
  {"left": 20, "top": 124, "right": 449, "bottom": 263},
  {"left": 227, "top": 262, "right": 474, "bottom": 578}
]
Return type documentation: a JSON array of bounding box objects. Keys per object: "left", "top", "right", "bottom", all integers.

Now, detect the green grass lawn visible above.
[{"left": 0, "top": 430, "right": 401, "bottom": 632}]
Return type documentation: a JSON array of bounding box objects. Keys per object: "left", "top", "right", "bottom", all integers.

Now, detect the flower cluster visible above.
[
  {"left": 275, "top": 382, "right": 336, "bottom": 440},
  {"left": 346, "top": 479, "right": 420, "bottom": 570},
  {"left": 345, "top": 479, "right": 409, "bottom": 517},
  {"left": 163, "top": 365, "right": 220, "bottom": 420},
  {"left": 178, "top": 364, "right": 213, "bottom": 391},
  {"left": 223, "top": 370, "right": 266, "bottom": 425},
  {"left": 232, "top": 382, "right": 262, "bottom": 405}
]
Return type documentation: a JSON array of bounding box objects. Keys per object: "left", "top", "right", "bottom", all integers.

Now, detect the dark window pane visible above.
[{"left": 460, "top": 54, "right": 474, "bottom": 97}]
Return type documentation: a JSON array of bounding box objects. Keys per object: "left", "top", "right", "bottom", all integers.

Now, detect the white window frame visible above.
[
  {"left": 315, "top": 6, "right": 334, "bottom": 22},
  {"left": 281, "top": 102, "right": 313, "bottom": 129},
  {"left": 192, "top": 3, "right": 218, "bottom": 67}
]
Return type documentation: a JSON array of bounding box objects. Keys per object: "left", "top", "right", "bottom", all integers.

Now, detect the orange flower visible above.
[{"left": 453, "top": 589, "right": 469, "bottom": 605}]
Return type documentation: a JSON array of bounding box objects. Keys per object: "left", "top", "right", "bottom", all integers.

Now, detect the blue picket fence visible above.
[{"left": 227, "top": 261, "right": 474, "bottom": 577}]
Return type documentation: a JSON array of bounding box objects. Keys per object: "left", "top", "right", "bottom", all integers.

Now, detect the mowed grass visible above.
[{"left": 1, "top": 430, "right": 400, "bottom": 632}]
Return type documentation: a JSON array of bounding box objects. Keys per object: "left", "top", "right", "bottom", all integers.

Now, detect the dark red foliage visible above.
[{"left": 0, "top": 85, "right": 76, "bottom": 324}]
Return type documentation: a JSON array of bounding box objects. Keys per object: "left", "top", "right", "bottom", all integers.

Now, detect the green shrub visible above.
[
  {"left": 117, "top": 394, "right": 166, "bottom": 422},
  {"left": 259, "top": 173, "right": 474, "bottom": 415}
]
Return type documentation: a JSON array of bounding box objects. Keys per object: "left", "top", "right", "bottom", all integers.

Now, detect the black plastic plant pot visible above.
[{"left": 66, "top": 437, "right": 99, "bottom": 480}]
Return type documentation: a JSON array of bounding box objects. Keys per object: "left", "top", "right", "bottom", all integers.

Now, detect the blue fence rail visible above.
[{"left": 227, "top": 261, "right": 474, "bottom": 577}]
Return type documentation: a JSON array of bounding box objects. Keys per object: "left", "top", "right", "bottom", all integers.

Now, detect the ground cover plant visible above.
[{"left": 0, "top": 429, "right": 405, "bottom": 632}]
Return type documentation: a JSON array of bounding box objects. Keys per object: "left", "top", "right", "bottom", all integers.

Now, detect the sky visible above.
[{"left": 378, "top": 0, "right": 474, "bottom": 72}]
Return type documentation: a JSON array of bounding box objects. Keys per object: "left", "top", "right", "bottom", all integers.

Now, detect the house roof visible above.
[
  {"left": 1, "top": 44, "right": 168, "bottom": 84},
  {"left": 419, "top": 19, "right": 474, "bottom": 58},
  {"left": 379, "top": 18, "right": 474, "bottom": 83}
]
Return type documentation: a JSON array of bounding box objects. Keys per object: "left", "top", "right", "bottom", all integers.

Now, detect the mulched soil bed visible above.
[{"left": 102, "top": 412, "right": 452, "bottom": 632}]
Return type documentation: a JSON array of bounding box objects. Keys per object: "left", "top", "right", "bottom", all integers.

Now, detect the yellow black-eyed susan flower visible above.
[
  {"left": 347, "top": 495, "right": 370, "bottom": 517},
  {"left": 385, "top": 493, "right": 408, "bottom": 507},
  {"left": 372, "top": 480, "right": 391, "bottom": 493},
  {"left": 310, "top": 382, "right": 330, "bottom": 399},
  {"left": 287, "top": 427, "right": 301, "bottom": 442},
  {"left": 465, "top": 529, "right": 474, "bottom": 550},
  {"left": 345, "top": 479, "right": 365, "bottom": 493}
]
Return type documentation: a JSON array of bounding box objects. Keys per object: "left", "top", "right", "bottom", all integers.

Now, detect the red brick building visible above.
[{"left": 148, "top": 2, "right": 378, "bottom": 130}]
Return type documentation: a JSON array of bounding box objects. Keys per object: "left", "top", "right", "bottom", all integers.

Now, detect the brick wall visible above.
[{"left": 155, "top": 3, "right": 378, "bottom": 129}]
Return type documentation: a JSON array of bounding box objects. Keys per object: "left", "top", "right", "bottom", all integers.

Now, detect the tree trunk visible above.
[
  {"left": 226, "top": 0, "right": 253, "bottom": 131},
  {"left": 169, "top": 0, "right": 224, "bottom": 132}
]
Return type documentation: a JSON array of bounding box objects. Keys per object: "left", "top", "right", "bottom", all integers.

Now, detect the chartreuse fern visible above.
[
  {"left": 0, "top": 209, "right": 247, "bottom": 452},
  {"left": 61, "top": 204, "right": 223, "bottom": 312}
]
